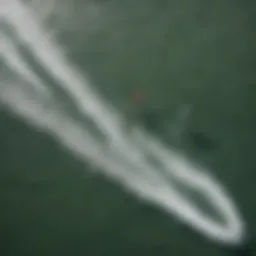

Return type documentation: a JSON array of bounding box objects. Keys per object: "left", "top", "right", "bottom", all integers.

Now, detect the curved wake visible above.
[{"left": 0, "top": 0, "right": 246, "bottom": 246}]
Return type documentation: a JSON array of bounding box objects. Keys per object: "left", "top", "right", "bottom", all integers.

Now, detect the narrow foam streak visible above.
[
  {"left": 0, "top": 0, "right": 246, "bottom": 246},
  {"left": 0, "top": 31, "right": 50, "bottom": 96}
]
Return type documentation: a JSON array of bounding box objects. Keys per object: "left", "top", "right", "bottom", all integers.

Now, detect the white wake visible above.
[{"left": 0, "top": 0, "right": 246, "bottom": 246}]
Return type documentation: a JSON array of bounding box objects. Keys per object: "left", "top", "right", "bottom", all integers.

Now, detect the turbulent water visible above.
[{"left": 1, "top": 0, "right": 255, "bottom": 254}]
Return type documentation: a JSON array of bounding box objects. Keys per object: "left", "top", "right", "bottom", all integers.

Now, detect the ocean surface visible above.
[{"left": 0, "top": 1, "right": 256, "bottom": 255}]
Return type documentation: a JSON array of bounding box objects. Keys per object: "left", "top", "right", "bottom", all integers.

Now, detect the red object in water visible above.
[{"left": 133, "top": 90, "right": 145, "bottom": 104}]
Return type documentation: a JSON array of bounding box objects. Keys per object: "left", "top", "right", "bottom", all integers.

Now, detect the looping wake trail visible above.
[{"left": 0, "top": 0, "right": 246, "bottom": 246}]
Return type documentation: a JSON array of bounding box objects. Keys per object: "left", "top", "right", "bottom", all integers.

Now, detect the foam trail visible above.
[
  {"left": 138, "top": 133, "right": 244, "bottom": 241},
  {"left": 0, "top": 0, "right": 246, "bottom": 246},
  {"left": 0, "top": 30, "right": 50, "bottom": 96},
  {"left": 0, "top": 80, "right": 245, "bottom": 245},
  {"left": 1, "top": 0, "right": 157, "bottom": 176},
  {"left": 1, "top": 0, "right": 125, "bottom": 146}
]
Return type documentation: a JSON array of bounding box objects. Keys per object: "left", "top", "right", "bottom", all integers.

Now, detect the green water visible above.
[{"left": 1, "top": 0, "right": 256, "bottom": 255}]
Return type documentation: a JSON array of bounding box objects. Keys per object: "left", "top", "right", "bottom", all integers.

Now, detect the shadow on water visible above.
[
  {"left": 188, "top": 131, "right": 218, "bottom": 153},
  {"left": 224, "top": 234, "right": 255, "bottom": 256}
]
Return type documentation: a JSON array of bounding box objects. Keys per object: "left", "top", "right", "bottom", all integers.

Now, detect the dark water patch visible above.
[{"left": 189, "top": 131, "right": 218, "bottom": 153}]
